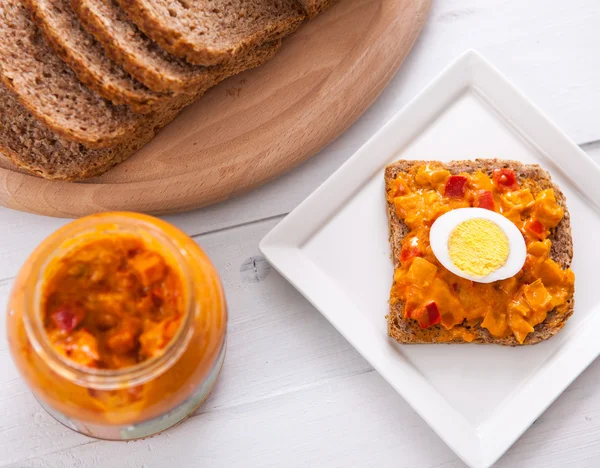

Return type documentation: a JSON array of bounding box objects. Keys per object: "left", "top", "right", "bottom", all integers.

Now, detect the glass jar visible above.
[{"left": 6, "top": 212, "right": 227, "bottom": 440}]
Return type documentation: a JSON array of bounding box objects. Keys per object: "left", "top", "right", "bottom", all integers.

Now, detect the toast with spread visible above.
[{"left": 385, "top": 159, "right": 575, "bottom": 345}]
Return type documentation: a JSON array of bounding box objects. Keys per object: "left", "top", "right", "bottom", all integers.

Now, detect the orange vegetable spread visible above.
[
  {"left": 8, "top": 213, "right": 227, "bottom": 432},
  {"left": 387, "top": 164, "right": 574, "bottom": 344},
  {"left": 42, "top": 236, "right": 185, "bottom": 371},
  {"left": 42, "top": 236, "right": 184, "bottom": 370}
]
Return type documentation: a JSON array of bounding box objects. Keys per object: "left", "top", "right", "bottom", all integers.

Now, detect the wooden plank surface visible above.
[
  {"left": 1, "top": 0, "right": 600, "bottom": 466},
  {"left": 1, "top": 212, "right": 600, "bottom": 467}
]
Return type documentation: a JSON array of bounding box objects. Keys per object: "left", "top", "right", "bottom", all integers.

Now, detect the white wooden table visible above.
[{"left": 2, "top": 1, "right": 600, "bottom": 466}]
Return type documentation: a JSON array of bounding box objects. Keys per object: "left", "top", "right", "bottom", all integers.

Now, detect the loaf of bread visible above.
[
  {"left": 115, "top": 0, "right": 305, "bottom": 66},
  {"left": 0, "top": 2, "right": 143, "bottom": 148},
  {"left": 0, "top": 40, "right": 280, "bottom": 180},
  {"left": 72, "top": 0, "right": 257, "bottom": 94},
  {"left": 385, "top": 159, "right": 574, "bottom": 345},
  {"left": 0, "top": 81, "right": 159, "bottom": 180},
  {"left": 0, "top": 0, "right": 338, "bottom": 180}
]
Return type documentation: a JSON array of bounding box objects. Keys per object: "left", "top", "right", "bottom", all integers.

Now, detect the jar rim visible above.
[{"left": 22, "top": 213, "right": 196, "bottom": 390}]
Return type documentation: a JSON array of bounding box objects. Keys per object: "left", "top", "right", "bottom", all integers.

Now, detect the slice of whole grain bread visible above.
[
  {"left": 385, "top": 159, "right": 574, "bottom": 346},
  {"left": 0, "top": 41, "right": 280, "bottom": 180},
  {"left": 24, "top": 0, "right": 174, "bottom": 114},
  {"left": 0, "top": 81, "right": 170, "bottom": 180},
  {"left": 72, "top": 0, "right": 251, "bottom": 94},
  {"left": 0, "top": 2, "right": 145, "bottom": 149},
  {"left": 298, "top": 0, "right": 338, "bottom": 18},
  {"left": 116, "top": 0, "right": 305, "bottom": 66}
]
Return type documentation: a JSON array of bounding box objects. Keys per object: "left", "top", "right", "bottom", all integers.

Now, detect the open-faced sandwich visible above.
[{"left": 385, "top": 159, "right": 575, "bottom": 345}]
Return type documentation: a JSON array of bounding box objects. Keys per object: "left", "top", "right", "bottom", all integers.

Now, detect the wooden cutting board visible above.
[{"left": 0, "top": 0, "right": 431, "bottom": 217}]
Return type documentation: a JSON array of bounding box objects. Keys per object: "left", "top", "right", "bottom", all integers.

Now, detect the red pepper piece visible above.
[
  {"left": 400, "top": 245, "right": 421, "bottom": 264},
  {"left": 414, "top": 301, "right": 442, "bottom": 329},
  {"left": 444, "top": 175, "right": 468, "bottom": 198},
  {"left": 493, "top": 168, "right": 519, "bottom": 191},
  {"left": 473, "top": 190, "right": 495, "bottom": 210},
  {"left": 127, "top": 248, "right": 143, "bottom": 258},
  {"left": 399, "top": 238, "right": 422, "bottom": 264},
  {"left": 525, "top": 219, "right": 545, "bottom": 239},
  {"left": 51, "top": 305, "right": 85, "bottom": 332}
]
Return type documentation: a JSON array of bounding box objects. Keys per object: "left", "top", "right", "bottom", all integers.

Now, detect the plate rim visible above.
[{"left": 259, "top": 50, "right": 600, "bottom": 468}]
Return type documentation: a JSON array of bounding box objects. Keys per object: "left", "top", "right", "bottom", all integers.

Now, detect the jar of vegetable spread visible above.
[{"left": 6, "top": 212, "right": 227, "bottom": 440}]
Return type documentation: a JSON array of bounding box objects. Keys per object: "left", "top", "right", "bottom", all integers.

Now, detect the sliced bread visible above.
[
  {"left": 0, "top": 41, "right": 281, "bottom": 180},
  {"left": 0, "top": 2, "right": 143, "bottom": 148},
  {"left": 72, "top": 0, "right": 231, "bottom": 94},
  {"left": 116, "top": 0, "right": 305, "bottom": 66},
  {"left": 0, "top": 81, "right": 166, "bottom": 180},
  {"left": 385, "top": 159, "right": 574, "bottom": 346},
  {"left": 298, "top": 0, "right": 337, "bottom": 18},
  {"left": 23, "top": 0, "right": 173, "bottom": 114}
]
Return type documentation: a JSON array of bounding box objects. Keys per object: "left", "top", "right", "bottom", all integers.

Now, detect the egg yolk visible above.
[{"left": 448, "top": 219, "right": 509, "bottom": 277}]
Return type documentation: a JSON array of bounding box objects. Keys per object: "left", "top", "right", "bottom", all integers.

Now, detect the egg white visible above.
[{"left": 429, "top": 208, "right": 526, "bottom": 283}]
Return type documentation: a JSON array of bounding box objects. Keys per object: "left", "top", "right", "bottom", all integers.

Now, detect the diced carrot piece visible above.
[
  {"left": 59, "top": 329, "right": 99, "bottom": 367},
  {"left": 523, "top": 279, "right": 553, "bottom": 315},
  {"left": 139, "top": 318, "right": 180, "bottom": 359},
  {"left": 539, "top": 259, "right": 564, "bottom": 286},
  {"left": 407, "top": 257, "right": 438, "bottom": 286},
  {"left": 106, "top": 329, "right": 136, "bottom": 355},
  {"left": 481, "top": 311, "right": 508, "bottom": 337},
  {"left": 508, "top": 313, "right": 534, "bottom": 344},
  {"left": 533, "top": 189, "right": 564, "bottom": 228},
  {"left": 129, "top": 252, "right": 167, "bottom": 287},
  {"left": 527, "top": 239, "right": 551, "bottom": 257}
]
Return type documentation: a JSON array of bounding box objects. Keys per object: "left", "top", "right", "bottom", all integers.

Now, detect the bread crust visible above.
[
  {"left": 0, "top": 42, "right": 280, "bottom": 180},
  {"left": 116, "top": 0, "right": 304, "bottom": 66},
  {"left": 0, "top": 82, "right": 189, "bottom": 180},
  {"left": 24, "top": 0, "right": 172, "bottom": 114},
  {"left": 299, "top": 0, "right": 337, "bottom": 19},
  {"left": 0, "top": 2, "right": 141, "bottom": 148},
  {"left": 72, "top": 0, "right": 234, "bottom": 94},
  {"left": 385, "top": 159, "right": 574, "bottom": 346}
]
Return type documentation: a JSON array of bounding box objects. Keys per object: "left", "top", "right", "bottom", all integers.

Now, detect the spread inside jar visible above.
[
  {"left": 387, "top": 163, "right": 574, "bottom": 344},
  {"left": 42, "top": 235, "right": 185, "bottom": 369}
]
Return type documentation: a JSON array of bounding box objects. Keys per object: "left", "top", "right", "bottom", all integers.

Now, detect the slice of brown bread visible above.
[
  {"left": 385, "top": 159, "right": 574, "bottom": 346},
  {"left": 23, "top": 0, "right": 173, "bottom": 114},
  {"left": 298, "top": 0, "right": 337, "bottom": 19},
  {"left": 116, "top": 0, "right": 305, "bottom": 66},
  {"left": 0, "top": 81, "right": 172, "bottom": 180},
  {"left": 0, "top": 2, "right": 144, "bottom": 149},
  {"left": 72, "top": 0, "right": 236, "bottom": 94},
  {"left": 0, "top": 41, "right": 280, "bottom": 180}
]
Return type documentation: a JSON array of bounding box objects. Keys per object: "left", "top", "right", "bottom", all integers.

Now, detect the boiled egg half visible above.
[{"left": 430, "top": 208, "right": 526, "bottom": 283}]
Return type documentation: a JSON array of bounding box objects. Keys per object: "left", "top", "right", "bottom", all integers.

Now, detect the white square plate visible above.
[{"left": 259, "top": 51, "right": 600, "bottom": 468}]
